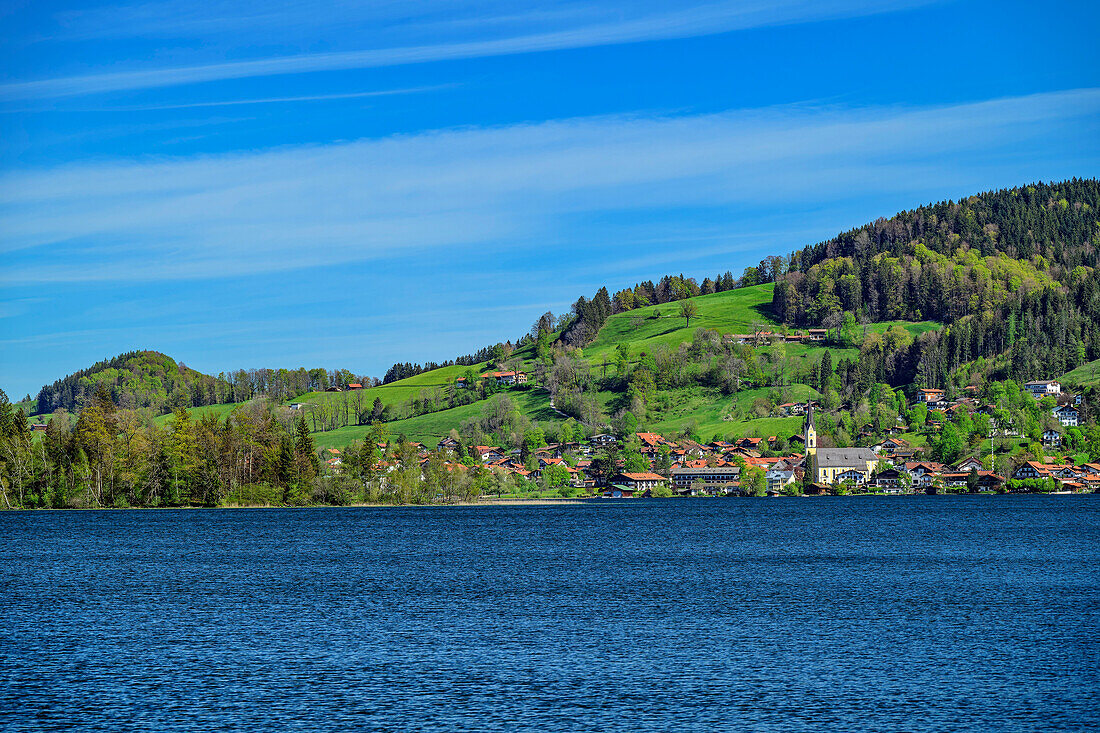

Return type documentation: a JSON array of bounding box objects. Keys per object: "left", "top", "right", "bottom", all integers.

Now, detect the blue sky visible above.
[{"left": 1, "top": 0, "right": 1098, "bottom": 400}]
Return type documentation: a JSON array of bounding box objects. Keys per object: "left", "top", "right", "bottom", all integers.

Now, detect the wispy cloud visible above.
[
  {"left": 2, "top": 88, "right": 1097, "bottom": 285},
  {"left": 10, "top": 84, "right": 457, "bottom": 113},
  {"left": 4, "top": 0, "right": 938, "bottom": 99}
]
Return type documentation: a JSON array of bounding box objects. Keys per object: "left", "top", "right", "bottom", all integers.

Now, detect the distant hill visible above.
[{"left": 35, "top": 351, "right": 228, "bottom": 415}]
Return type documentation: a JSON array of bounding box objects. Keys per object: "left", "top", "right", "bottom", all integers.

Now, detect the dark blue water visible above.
[{"left": 2, "top": 496, "right": 1098, "bottom": 731}]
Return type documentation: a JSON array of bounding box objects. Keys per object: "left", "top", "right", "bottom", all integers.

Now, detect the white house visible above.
[
  {"left": 1053, "top": 404, "right": 1079, "bottom": 427},
  {"left": 1025, "top": 380, "right": 1061, "bottom": 396}
]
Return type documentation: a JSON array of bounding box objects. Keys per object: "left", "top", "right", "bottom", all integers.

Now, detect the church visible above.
[{"left": 804, "top": 404, "right": 879, "bottom": 485}]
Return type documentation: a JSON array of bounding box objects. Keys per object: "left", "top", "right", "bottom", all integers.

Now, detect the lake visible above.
[{"left": 2, "top": 496, "right": 1098, "bottom": 731}]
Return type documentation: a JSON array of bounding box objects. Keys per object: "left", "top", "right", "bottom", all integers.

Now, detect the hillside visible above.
[
  {"left": 35, "top": 351, "right": 225, "bottom": 415},
  {"left": 295, "top": 282, "right": 939, "bottom": 449},
  {"left": 1062, "top": 358, "right": 1100, "bottom": 387},
  {"left": 772, "top": 178, "right": 1100, "bottom": 388},
  {"left": 8, "top": 178, "right": 1100, "bottom": 509}
]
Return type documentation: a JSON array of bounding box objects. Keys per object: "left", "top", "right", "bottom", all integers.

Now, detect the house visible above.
[
  {"left": 873, "top": 468, "right": 904, "bottom": 491},
  {"left": 807, "top": 328, "right": 827, "bottom": 341},
  {"left": 1012, "top": 461, "right": 1048, "bottom": 480},
  {"left": 636, "top": 432, "right": 671, "bottom": 456},
  {"left": 324, "top": 386, "right": 342, "bottom": 392},
  {"left": 1024, "top": 380, "right": 1061, "bottom": 396},
  {"left": 670, "top": 465, "right": 741, "bottom": 488},
  {"left": 904, "top": 461, "right": 943, "bottom": 488},
  {"left": 601, "top": 486, "right": 635, "bottom": 499},
  {"left": 31, "top": 423, "right": 47, "bottom": 432},
  {"left": 437, "top": 437, "right": 460, "bottom": 451},
  {"left": 1042, "top": 429, "right": 1063, "bottom": 448},
  {"left": 472, "top": 446, "right": 505, "bottom": 462},
  {"left": 589, "top": 433, "right": 618, "bottom": 447},
  {"left": 1053, "top": 404, "right": 1079, "bottom": 427},
  {"left": 778, "top": 402, "right": 807, "bottom": 416},
  {"left": 916, "top": 388, "right": 945, "bottom": 403},
  {"left": 347, "top": 383, "right": 364, "bottom": 390},
  {"left": 953, "top": 457, "right": 985, "bottom": 473},
  {"left": 610, "top": 472, "right": 668, "bottom": 490},
  {"left": 835, "top": 469, "right": 868, "bottom": 486},
  {"left": 976, "top": 472, "right": 1006, "bottom": 491},
  {"left": 872, "top": 437, "right": 911, "bottom": 456},
  {"left": 765, "top": 467, "right": 797, "bottom": 493}
]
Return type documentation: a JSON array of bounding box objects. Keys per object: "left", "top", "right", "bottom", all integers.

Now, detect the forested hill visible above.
[
  {"left": 35, "top": 351, "right": 226, "bottom": 415},
  {"left": 34, "top": 352, "right": 371, "bottom": 416},
  {"left": 771, "top": 178, "right": 1100, "bottom": 387}
]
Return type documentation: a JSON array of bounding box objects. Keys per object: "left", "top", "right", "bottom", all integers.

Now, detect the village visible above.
[{"left": 319, "top": 377, "right": 1097, "bottom": 499}]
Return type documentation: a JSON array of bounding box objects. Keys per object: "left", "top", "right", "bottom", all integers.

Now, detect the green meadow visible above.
[
  {"left": 147, "top": 284, "right": 941, "bottom": 450},
  {"left": 1062, "top": 357, "right": 1100, "bottom": 387}
]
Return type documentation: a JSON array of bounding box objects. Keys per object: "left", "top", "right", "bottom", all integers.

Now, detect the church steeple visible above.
[{"left": 805, "top": 401, "right": 817, "bottom": 455}]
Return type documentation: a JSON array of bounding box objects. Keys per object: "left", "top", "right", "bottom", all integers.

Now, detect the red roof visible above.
[{"left": 619, "top": 472, "right": 665, "bottom": 481}]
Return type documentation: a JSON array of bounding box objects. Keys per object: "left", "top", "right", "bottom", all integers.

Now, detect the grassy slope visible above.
[
  {"left": 307, "top": 286, "right": 942, "bottom": 448},
  {"left": 157, "top": 286, "right": 942, "bottom": 449},
  {"left": 642, "top": 384, "right": 820, "bottom": 441},
  {"left": 291, "top": 362, "right": 491, "bottom": 413},
  {"left": 310, "top": 388, "right": 558, "bottom": 448},
  {"left": 1062, "top": 358, "right": 1100, "bottom": 387},
  {"left": 581, "top": 283, "right": 777, "bottom": 361}
]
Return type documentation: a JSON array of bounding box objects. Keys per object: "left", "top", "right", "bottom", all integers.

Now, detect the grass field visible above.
[
  {"left": 309, "top": 387, "right": 561, "bottom": 448},
  {"left": 580, "top": 283, "right": 777, "bottom": 362},
  {"left": 1062, "top": 358, "right": 1100, "bottom": 386},
  {"left": 638, "top": 383, "right": 819, "bottom": 441},
  {"left": 291, "top": 362, "right": 492, "bottom": 415}
]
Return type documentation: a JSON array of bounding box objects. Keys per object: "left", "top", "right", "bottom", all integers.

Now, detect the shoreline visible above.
[{"left": 3, "top": 492, "right": 1096, "bottom": 511}]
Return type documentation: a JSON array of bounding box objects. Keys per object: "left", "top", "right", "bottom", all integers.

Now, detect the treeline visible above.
[
  {"left": 0, "top": 386, "right": 499, "bottom": 509},
  {"left": 33, "top": 351, "right": 374, "bottom": 417}
]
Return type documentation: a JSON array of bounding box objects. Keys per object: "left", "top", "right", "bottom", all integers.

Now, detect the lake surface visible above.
[{"left": 2, "top": 496, "right": 1098, "bottom": 731}]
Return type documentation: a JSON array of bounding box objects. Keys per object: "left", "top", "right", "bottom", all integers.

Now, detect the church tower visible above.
[{"left": 805, "top": 402, "right": 817, "bottom": 456}]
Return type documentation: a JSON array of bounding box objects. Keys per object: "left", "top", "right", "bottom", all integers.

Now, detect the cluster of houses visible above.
[
  {"left": 723, "top": 329, "right": 827, "bottom": 346},
  {"left": 424, "top": 400, "right": 1096, "bottom": 496},
  {"left": 456, "top": 371, "right": 528, "bottom": 388},
  {"left": 315, "top": 372, "right": 1094, "bottom": 497},
  {"left": 915, "top": 379, "right": 1083, "bottom": 448}
]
